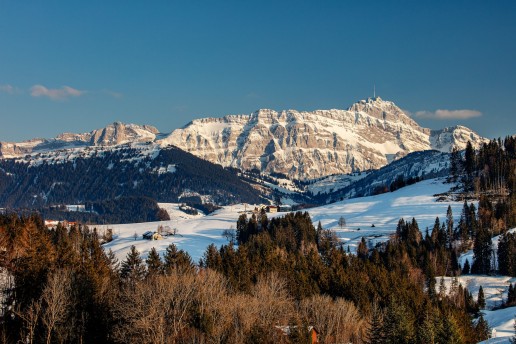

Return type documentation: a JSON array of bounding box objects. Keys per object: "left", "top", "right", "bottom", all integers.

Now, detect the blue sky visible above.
[{"left": 0, "top": 1, "right": 515, "bottom": 141}]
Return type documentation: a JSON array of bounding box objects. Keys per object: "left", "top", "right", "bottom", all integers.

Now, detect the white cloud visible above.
[
  {"left": 414, "top": 109, "right": 482, "bottom": 120},
  {"left": 30, "top": 85, "right": 85, "bottom": 100}
]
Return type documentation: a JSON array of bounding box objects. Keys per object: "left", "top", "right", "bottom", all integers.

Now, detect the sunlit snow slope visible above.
[{"left": 103, "top": 178, "right": 462, "bottom": 262}]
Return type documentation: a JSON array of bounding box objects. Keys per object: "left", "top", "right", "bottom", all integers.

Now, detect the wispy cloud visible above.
[
  {"left": 245, "top": 92, "right": 261, "bottom": 99},
  {"left": 101, "top": 89, "right": 123, "bottom": 99},
  {"left": 30, "top": 85, "right": 85, "bottom": 100},
  {"left": 413, "top": 109, "right": 482, "bottom": 120},
  {"left": 0, "top": 84, "right": 21, "bottom": 94}
]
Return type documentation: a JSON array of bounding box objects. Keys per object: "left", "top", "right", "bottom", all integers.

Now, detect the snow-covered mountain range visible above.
[
  {"left": 0, "top": 97, "right": 488, "bottom": 180},
  {"left": 0, "top": 122, "right": 161, "bottom": 157},
  {"left": 162, "top": 97, "right": 487, "bottom": 179}
]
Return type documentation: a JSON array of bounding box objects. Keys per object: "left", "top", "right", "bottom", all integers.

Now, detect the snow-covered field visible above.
[
  {"left": 479, "top": 306, "right": 516, "bottom": 343},
  {"left": 310, "top": 178, "right": 464, "bottom": 251},
  {"left": 103, "top": 178, "right": 463, "bottom": 262}
]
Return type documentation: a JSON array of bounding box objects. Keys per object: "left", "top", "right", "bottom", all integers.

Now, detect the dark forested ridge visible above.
[
  {"left": 35, "top": 196, "right": 171, "bottom": 224},
  {"left": 0, "top": 145, "right": 262, "bottom": 209}
]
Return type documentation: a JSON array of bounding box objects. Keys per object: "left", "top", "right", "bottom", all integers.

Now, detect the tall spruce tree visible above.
[
  {"left": 367, "top": 301, "right": 384, "bottom": 344},
  {"left": 120, "top": 245, "right": 146, "bottom": 283},
  {"left": 446, "top": 205, "right": 454, "bottom": 248},
  {"left": 462, "top": 259, "right": 471, "bottom": 274},
  {"left": 472, "top": 226, "right": 493, "bottom": 274},
  {"left": 163, "top": 243, "right": 194, "bottom": 274},
  {"left": 477, "top": 286, "right": 486, "bottom": 309},
  {"left": 498, "top": 232, "right": 516, "bottom": 276},
  {"left": 146, "top": 247, "right": 163, "bottom": 276},
  {"left": 476, "top": 315, "right": 490, "bottom": 342},
  {"left": 464, "top": 141, "right": 476, "bottom": 191}
]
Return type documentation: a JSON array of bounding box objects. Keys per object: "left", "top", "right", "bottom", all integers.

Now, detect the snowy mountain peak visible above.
[
  {"left": 0, "top": 99, "right": 489, "bottom": 180},
  {"left": 430, "top": 125, "right": 488, "bottom": 152},
  {"left": 347, "top": 97, "right": 421, "bottom": 128},
  {"left": 0, "top": 122, "right": 161, "bottom": 157},
  {"left": 161, "top": 98, "right": 485, "bottom": 179},
  {"left": 88, "top": 122, "right": 159, "bottom": 146}
]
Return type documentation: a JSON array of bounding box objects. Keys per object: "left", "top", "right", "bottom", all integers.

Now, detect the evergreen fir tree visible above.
[
  {"left": 477, "top": 286, "right": 486, "bottom": 309},
  {"left": 106, "top": 248, "right": 120, "bottom": 272},
  {"left": 438, "top": 313, "right": 462, "bottom": 344},
  {"left": 417, "top": 310, "right": 437, "bottom": 344},
  {"left": 200, "top": 243, "right": 222, "bottom": 270},
  {"left": 462, "top": 259, "right": 470, "bottom": 274},
  {"left": 472, "top": 226, "right": 493, "bottom": 274},
  {"left": 357, "top": 237, "right": 369, "bottom": 260},
  {"left": 163, "top": 243, "right": 194, "bottom": 274},
  {"left": 431, "top": 217, "right": 440, "bottom": 246},
  {"left": 475, "top": 315, "right": 490, "bottom": 342},
  {"left": 120, "top": 245, "right": 146, "bottom": 283},
  {"left": 450, "top": 147, "right": 461, "bottom": 183},
  {"left": 427, "top": 270, "right": 437, "bottom": 301},
  {"left": 508, "top": 283, "right": 516, "bottom": 305},
  {"left": 446, "top": 205, "right": 454, "bottom": 248},
  {"left": 382, "top": 298, "right": 415, "bottom": 344},
  {"left": 236, "top": 214, "right": 248, "bottom": 244},
  {"left": 146, "top": 247, "right": 163, "bottom": 276},
  {"left": 498, "top": 232, "right": 516, "bottom": 276},
  {"left": 468, "top": 203, "right": 478, "bottom": 238},
  {"left": 367, "top": 301, "right": 384, "bottom": 344},
  {"left": 464, "top": 141, "right": 475, "bottom": 191}
]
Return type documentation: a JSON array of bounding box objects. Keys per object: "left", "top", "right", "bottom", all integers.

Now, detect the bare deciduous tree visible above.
[
  {"left": 113, "top": 273, "right": 198, "bottom": 343},
  {"left": 41, "top": 269, "right": 73, "bottom": 344},
  {"left": 338, "top": 216, "right": 346, "bottom": 229},
  {"left": 14, "top": 299, "right": 42, "bottom": 344},
  {"left": 300, "top": 294, "right": 366, "bottom": 343}
]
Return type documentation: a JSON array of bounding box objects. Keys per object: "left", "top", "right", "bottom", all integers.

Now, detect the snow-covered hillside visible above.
[
  {"left": 103, "top": 178, "right": 463, "bottom": 262},
  {"left": 452, "top": 229, "right": 516, "bottom": 343},
  {"left": 437, "top": 274, "right": 516, "bottom": 343}
]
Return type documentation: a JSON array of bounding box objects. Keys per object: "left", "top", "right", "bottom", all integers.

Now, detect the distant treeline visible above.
[{"left": 30, "top": 196, "right": 170, "bottom": 224}]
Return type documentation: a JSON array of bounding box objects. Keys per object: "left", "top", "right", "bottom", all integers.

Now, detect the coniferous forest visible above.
[{"left": 0, "top": 137, "right": 515, "bottom": 343}]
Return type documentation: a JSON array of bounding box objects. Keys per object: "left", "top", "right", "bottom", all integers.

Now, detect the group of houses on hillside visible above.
[{"left": 245, "top": 204, "right": 293, "bottom": 215}]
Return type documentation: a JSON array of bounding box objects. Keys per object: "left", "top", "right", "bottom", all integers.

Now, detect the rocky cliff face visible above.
[
  {"left": 0, "top": 98, "right": 489, "bottom": 180},
  {"left": 0, "top": 122, "right": 159, "bottom": 157},
  {"left": 159, "top": 97, "right": 487, "bottom": 179}
]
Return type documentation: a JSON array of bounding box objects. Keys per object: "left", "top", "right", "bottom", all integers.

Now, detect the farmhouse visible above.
[
  {"left": 142, "top": 231, "right": 163, "bottom": 240},
  {"left": 266, "top": 205, "right": 279, "bottom": 213}
]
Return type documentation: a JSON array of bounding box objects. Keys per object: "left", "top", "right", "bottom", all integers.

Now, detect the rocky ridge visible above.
[
  {"left": 159, "top": 97, "right": 487, "bottom": 179},
  {"left": 0, "top": 98, "right": 488, "bottom": 180}
]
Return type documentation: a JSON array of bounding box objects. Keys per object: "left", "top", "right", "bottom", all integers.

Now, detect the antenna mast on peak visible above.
[{"left": 374, "top": 84, "right": 376, "bottom": 98}]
